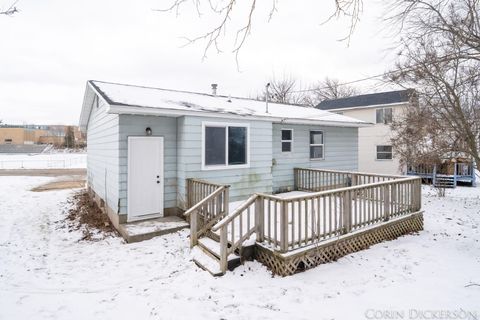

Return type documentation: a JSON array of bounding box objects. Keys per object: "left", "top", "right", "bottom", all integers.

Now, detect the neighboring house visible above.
[
  {"left": 316, "top": 89, "right": 415, "bottom": 175},
  {"left": 79, "top": 80, "right": 368, "bottom": 228}
]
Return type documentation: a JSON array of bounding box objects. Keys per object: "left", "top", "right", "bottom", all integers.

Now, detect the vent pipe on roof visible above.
[
  {"left": 265, "top": 82, "right": 270, "bottom": 113},
  {"left": 211, "top": 83, "right": 218, "bottom": 96}
]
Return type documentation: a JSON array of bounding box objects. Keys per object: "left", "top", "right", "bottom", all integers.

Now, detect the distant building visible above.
[
  {"left": 0, "top": 124, "right": 85, "bottom": 147},
  {"left": 316, "top": 89, "right": 415, "bottom": 175},
  {"left": 0, "top": 127, "right": 36, "bottom": 145}
]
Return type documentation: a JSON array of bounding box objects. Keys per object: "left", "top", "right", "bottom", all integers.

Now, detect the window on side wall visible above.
[
  {"left": 203, "top": 123, "right": 248, "bottom": 169},
  {"left": 309, "top": 131, "right": 324, "bottom": 160},
  {"left": 281, "top": 129, "right": 293, "bottom": 152},
  {"left": 376, "top": 107, "right": 393, "bottom": 124},
  {"left": 376, "top": 145, "right": 393, "bottom": 160},
  {"left": 4, "top": 139, "right": 12, "bottom": 144}
]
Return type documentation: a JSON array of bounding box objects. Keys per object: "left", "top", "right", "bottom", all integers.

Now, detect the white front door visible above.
[{"left": 127, "top": 136, "right": 164, "bottom": 221}]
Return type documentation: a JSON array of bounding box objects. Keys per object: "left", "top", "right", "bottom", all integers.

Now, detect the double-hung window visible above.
[
  {"left": 281, "top": 129, "right": 293, "bottom": 152},
  {"left": 310, "top": 131, "right": 324, "bottom": 160},
  {"left": 376, "top": 107, "right": 393, "bottom": 124},
  {"left": 203, "top": 123, "right": 248, "bottom": 169},
  {"left": 376, "top": 145, "right": 393, "bottom": 160}
]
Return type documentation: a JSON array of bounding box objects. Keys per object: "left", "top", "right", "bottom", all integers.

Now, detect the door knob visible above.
[{"left": 157, "top": 180, "right": 160, "bottom": 184}]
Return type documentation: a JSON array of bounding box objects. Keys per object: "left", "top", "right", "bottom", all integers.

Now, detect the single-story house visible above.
[{"left": 79, "top": 80, "right": 369, "bottom": 228}]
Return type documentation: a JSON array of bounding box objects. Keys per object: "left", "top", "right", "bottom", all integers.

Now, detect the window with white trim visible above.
[
  {"left": 309, "top": 131, "right": 324, "bottom": 159},
  {"left": 281, "top": 129, "right": 293, "bottom": 152},
  {"left": 376, "top": 107, "right": 393, "bottom": 124},
  {"left": 203, "top": 123, "right": 248, "bottom": 168},
  {"left": 376, "top": 145, "right": 393, "bottom": 160}
]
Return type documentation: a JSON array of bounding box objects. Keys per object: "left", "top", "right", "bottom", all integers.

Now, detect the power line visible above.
[
  {"left": 291, "top": 72, "right": 392, "bottom": 93},
  {"left": 291, "top": 47, "right": 479, "bottom": 94}
]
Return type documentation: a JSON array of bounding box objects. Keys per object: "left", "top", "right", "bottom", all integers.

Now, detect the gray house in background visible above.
[{"left": 79, "top": 80, "right": 368, "bottom": 229}]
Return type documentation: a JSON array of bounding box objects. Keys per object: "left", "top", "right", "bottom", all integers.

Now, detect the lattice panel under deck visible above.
[{"left": 255, "top": 212, "right": 424, "bottom": 277}]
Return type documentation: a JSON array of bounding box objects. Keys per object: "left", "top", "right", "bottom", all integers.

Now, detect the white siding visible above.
[
  {"left": 118, "top": 115, "right": 177, "bottom": 213},
  {"left": 86, "top": 97, "right": 120, "bottom": 213},
  {"left": 272, "top": 124, "right": 358, "bottom": 192},
  {"left": 340, "top": 105, "right": 406, "bottom": 175}
]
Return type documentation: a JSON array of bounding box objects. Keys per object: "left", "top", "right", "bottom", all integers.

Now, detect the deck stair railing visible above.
[
  {"left": 211, "top": 194, "right": 261, "bottom": 273},
  {"left": 184, "top": 179, "right": 229, "bottom": 248}
]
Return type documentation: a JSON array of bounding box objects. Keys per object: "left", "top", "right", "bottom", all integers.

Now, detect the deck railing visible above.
[
  {"left": 185, "top": 179, "right": 229, "bottom": 247},
  {"left": 408, "top": 163, "right": 475, "bottom": 178},
  {"left": 294, "top": 168, "right": 403, "bottom": 192},
  {"left": 263, "top": 169, "right": 422, "bottom": 252}
]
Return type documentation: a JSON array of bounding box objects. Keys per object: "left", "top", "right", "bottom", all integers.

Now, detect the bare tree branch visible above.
[
  {"left": 157, "top": 0, "right": 364, "bottom": 65},
  {"left": 310, "top": 77, "right": 359, "bottom": 103},
  {"left": 388, "top": 0, "right": 480, "bottom": 172},
  {"left": 0, "top": 0, "right": 19, "bottom": 16}
]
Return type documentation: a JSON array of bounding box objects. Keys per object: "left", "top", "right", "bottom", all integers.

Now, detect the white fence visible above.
[{"left": 0, "top": 155, "right": 86, "bottom": 169}]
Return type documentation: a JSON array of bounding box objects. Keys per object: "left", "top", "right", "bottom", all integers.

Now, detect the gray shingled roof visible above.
[{"left": 316, "top": 89, "right": 415, "bottom": 111}]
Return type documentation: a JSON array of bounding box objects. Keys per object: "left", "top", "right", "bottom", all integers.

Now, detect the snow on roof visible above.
[{"left": 85, "top": 80, "right": 369, "bottom": 127}]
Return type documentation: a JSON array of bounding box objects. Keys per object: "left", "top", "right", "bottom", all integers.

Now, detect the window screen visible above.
[
  {"left": 376, "top": 109, "right": 384, "bottom": 124},
  {"left": 376, "top": 108, "right": 393, "bottom": 124},
  {"left": 310, "top": 131, "right": 324, "bottom": 159},
  {"left": 228, "top": 127, "right": 247, "bottom": 165},
  {"left": 281, "top": 129, "right": 293, "bottom": 152},
  {"left": 205, "top": 126, "right": 226, "bottom": 165},
  {"left": 384, "top": 108, "right": 393, "bottom": 124},
  {"left": 376, "top": 145, "right": 393, "bottom": 160}
]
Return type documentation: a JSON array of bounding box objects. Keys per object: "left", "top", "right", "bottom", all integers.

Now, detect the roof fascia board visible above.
[
  {"left": 87, "top": 81, "right": 112, "bottom": 107},
  {"left": 79, "top": 81, "right": 113, "bottom": 131},
  {"left": 322, "top": 101, "right": 409, "bottom": 112}
]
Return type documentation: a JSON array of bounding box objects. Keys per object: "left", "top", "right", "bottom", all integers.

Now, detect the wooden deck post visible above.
[
  {"left": 391, "top": 183, "right": 397, "bottom": 214},
  {"left": 190, "top": 209, "right": 198, "bottom": 248},
  {"left": 255, "top": 196, "right": 264, "bottom": 242},
  {"left": 294, "top": 168, "right": 298, "bottom": 190},
  {"left": 384, "top": 184, "right": 391, "bottom": 221},
  {"left": 342, "top": 191, "right": 352, "bottom": 234},
  {"left": 351, "top": 173, "right": 358, "bottom": 186},
  {"left": 219, "top": 226, "right": 228, "bottom": 274},
  {"left": 223, "top": 186, "right": 230, "bottom": 217},
  {"left": 280, "top": 200, "right": 288, "bottom": 252},
  {"left": 186, "top": 178, "right": 191, "bottom": 209},
  {"left": 415, "top": 178, "right": 422, "bottom": 210}
]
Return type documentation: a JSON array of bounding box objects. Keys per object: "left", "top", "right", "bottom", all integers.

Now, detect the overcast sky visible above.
[{"left": 0, "top": 0, "right": 401, "bottom": 125}]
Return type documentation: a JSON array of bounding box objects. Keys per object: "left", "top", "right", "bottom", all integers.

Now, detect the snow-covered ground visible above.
[
  {"left": 0, "top": 177, "right": 479, "bottom": 320},
  {"left": 0, "top": 152, "right": 86, "bottom": 169}
]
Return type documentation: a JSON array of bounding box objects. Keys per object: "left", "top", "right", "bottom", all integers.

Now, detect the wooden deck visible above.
[
  {"left": 184, "top": 169, "right": 423, "bottom": 276},
  {"left": 407, "top": 163, "right": 476, "bottom": 187}
]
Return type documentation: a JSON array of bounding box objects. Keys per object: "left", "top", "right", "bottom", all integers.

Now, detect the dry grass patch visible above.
[{"left": 64, "top": 190, "right": 119, "bottom": 241}]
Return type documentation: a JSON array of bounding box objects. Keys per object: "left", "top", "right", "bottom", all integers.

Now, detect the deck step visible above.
[
  {"left": 434, "top": 176, "right": 456, "bottom": 188},
  {"left": 198, "top": 237, "right": 221, "bottom": 257},
  {"left": 196, "top": 237, "right": 242, "bottom": 272},
  {"left": 198, "top": 237, "right": 241, "bottom": 263},
  {"left": 191, "top": 246, "right": 223, "bottom": 276}
]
